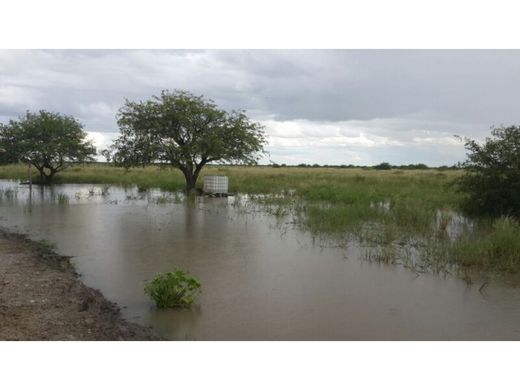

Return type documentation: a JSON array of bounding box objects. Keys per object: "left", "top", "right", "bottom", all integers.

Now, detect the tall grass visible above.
[{"left": 452, "top": 217, "right": 520, "bottom": 273}]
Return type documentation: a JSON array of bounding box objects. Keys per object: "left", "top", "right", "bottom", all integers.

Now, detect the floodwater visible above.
[{"left": 1, "top": 180, "right": 520, "bottom": 340}]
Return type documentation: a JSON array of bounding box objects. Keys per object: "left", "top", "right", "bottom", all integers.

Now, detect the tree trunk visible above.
[
  {"left": 36, "top": 167, "right": 56, "bottom": 185},
  {"left": 182, "top": 169, "right": 198, "bottom": 194},
  {"left": 45, "top": 170, "right": 56, "bottom": 184},
  {"left": 180, "top": 160, "right": 207, "bottom": 194}
]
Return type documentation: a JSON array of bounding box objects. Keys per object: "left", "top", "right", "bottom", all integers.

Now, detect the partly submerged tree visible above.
[
  {"left": 457, "top": 125, "right": 520, "bottom": 217},
  {"left": 0, "top": 110, "right": 96, "bottom": 183},
  {"left": 111, "top": 90, "right": 266, "bottom": 192}
]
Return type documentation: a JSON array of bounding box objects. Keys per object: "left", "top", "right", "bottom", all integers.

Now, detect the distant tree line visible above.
[{"left": 267, "top": 162, "right": 459, "bottom": 170}]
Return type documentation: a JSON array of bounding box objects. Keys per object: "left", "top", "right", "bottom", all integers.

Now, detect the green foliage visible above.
[
  {"left": 452, "top": 217, "right": 520, "bottom": 273},
  {"left": 37, "top": 239, "right": 57, "bottom": 252},
  {"left": 100, "top": 149, "right": 112, "bottom": 163},
  {"left": 144, "top": 269, "right": 202, "bottom": 308},
  {"left": 0, "top": 110, "right": 96, "bottom": 183},
  {"left": 111, "top": 90, "right": 266, "bottom": 191},
  {"left": 457, "top": 126, "right": 520, "bottom": 217},
  {"left": 373, "top": 162, "right": 392, "bottom": 170}
]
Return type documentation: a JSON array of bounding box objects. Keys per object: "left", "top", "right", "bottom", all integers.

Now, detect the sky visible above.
[{"left": 1, "top": 49, "right": 519, "bottom": 166}]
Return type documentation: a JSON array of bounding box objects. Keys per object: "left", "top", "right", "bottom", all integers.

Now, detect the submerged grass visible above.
[
  {"left": 2, "top": 163, "right": 520, "bottom": 280},
  {"left": 452, "top": 217, "right": 520, "bottom": 273}
]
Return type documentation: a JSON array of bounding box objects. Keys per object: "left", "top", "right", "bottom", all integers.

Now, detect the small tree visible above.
[
  {"left": 100, "top": 148, "right": 112, "bottom": 163},
  {"left": 457, "top": 125, "right": 520, "bottom": 217},
  {"left": 0, "top": 110, "right": 96, "bottom": 183},
  {"left": 111, "top": 90, "right": 266, "bottom": 192},
  {"left": 374, "top": 162, "right": 392, "bottom": 170}
]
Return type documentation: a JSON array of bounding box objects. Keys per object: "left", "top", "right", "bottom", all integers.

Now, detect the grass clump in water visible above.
[
  {"left": 144, "top": 269, "right": 201, "bottom": 309},
  {"left": 56, "top": 193, "right": 69, "bottom": 205},
  {"left": 452, "top": 217, "right": 520, "bottom": 273},
  {"left": 0, "top": 188, "right": 17, "bottom": 200}
]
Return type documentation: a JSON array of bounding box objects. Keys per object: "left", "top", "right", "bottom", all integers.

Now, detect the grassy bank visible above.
[{"left": 1, "top": 163, "right": 518, "bottom": 280}]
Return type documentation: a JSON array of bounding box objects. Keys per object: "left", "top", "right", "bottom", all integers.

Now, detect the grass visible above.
[
  {"left": 452, "top": 217, "right": 520, "bottom": 274},
  {"left": 56, "top": 193, "right": 69, "bottom": 205},
  {"left": 145, "top": 269, "right": 202, "bottom": 309},
  {"left": 2, "top": 163, "right": 519, "bottom": 280},
  {"left": 0, "top": 188, "right": 18, "bottom": 200}
]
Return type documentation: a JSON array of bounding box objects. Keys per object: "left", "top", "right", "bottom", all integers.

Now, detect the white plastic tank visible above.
[{"left": 203, "top": 175, "right": 229, "bottom": 194}]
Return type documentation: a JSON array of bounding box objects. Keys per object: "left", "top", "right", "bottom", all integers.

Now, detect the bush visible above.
[
  {"left": 373, "top": 162, "right": 392, "bottom": 170},
  {"left": 144, "top": 269, "right": 201, "bottom": 308},
  {"left": 457, "top": 126, "right": 520, "bottom": 217}
]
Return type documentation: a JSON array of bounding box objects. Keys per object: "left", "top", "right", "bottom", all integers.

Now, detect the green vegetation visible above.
[
  {"left": 55, "top": 193, "right": 69, "bottom": 205},
  {"left": 111, "top": 90, "right": 266, "bottom": 192},
  {"left": 144, "top": 269, "right": 202, "bottom": 309},
  {"left": 457, "top": 126, "right": 520, "bottom": 217},
  {"left": 0, "top": 188, "right": 18, "bottom": 200},
  {"left": 0, "top": 110, "right": 96, "bottom": 184},
  {"left": 452, "top": 217, "right": 520, "bottom": 273},
  {"left": 36, "top": 239, "right": 57, "bottom": 252},
  {"left": 1, "top": 163, "right": 520, "bottom": 280},
  {"left": 373, "top": 162, "right": 392, "bottom": 170}
]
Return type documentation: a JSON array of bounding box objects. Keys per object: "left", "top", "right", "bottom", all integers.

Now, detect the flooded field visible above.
[{"left": 1, "top": 180, "right": 520, "bottom": 340}]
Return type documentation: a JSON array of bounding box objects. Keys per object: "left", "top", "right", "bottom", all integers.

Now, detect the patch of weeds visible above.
[
  {"left": 37, "top": 239, "right": 57, "bottom": 252},
  {"left": 452, "top": 217, "right": 520, "bottom": 273},
  {"left": 153, "top": 195, "right": 170, "bottom": 204},
  {"left": 100, "top": 185, "right": 110, "bottom": 196},
  {"left": 0, "top": 188, "right": 18, "bottom": 200},
  {"left": 56, "top": 193, "right": 69, "bottom": 205},
  {"left": 363, "top": 243, "right": 398, "bottom": 264},
  {"left": 144, "top": 269, "right": 202, "bottom": 309}
]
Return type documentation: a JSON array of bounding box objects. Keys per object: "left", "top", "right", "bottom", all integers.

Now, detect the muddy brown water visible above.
[{"left": 1, "top": 181, "right": 520, "bottom": 340}]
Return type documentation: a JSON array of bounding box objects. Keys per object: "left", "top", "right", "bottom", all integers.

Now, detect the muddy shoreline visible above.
[{"left": 0, "top": 228, "right": 161, "bottom": 340}]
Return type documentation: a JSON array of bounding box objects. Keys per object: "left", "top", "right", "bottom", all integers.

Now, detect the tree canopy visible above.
[
  {"left": 458, "top": 125, "right": 520, "bottom": 217},
  {"left": 111, "top": 90, "right": 266, "bottom": 191},
  {"left": 0, "top": 110, "right": 96, "bottom": 183}
]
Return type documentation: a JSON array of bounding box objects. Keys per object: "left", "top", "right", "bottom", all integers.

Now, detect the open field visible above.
[{"left": 1, "top": 163, "right": 519, "bottom": 280}]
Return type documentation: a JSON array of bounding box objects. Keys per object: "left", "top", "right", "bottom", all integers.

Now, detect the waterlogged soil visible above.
[
  {"left": 0, "top": 230, "right": 159, "bottom": 340},
  {"left": 2, "top": 181, "right": 520, "bottom": 340}
]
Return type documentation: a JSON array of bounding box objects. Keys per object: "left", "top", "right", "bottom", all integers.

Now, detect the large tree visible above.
[
  {"left": 0, "top": 110, "right": 96, "bottom": 183},
  {"left": 457, "top": 125, "right": 520, "bottom": 217},
  {"left": 112, "top": 90, "right": 266, "bottom": 192}
]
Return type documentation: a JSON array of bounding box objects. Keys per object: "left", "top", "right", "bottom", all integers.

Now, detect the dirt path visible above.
[{"left": 0, "top": 229, "right": 160, "bottom": 340}]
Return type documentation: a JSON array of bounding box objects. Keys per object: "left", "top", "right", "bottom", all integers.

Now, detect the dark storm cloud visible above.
[{"left": 0, "top": 49, "right": 519, "bottom": 165}]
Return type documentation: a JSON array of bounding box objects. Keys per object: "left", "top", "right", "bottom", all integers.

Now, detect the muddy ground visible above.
[{"left": 0, "top": 229, "right": 160, "bottom": 340}]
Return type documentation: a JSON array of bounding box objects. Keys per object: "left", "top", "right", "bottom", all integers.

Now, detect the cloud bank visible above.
[{"left": 1, "top": 50, "right": 518, "bottom": 165}]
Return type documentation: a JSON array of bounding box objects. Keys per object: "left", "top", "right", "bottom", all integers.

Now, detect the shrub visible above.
[
  {"left": 373, "top": 162, "right": 392, "bottom": 170},
  {"left": 144, "top": 269, "right": 201, "bottom": 308},
  {"left": 457, "top": 126, "right": 520, "bottom": 217}
]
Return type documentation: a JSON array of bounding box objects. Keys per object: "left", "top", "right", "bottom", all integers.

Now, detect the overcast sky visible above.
[{"left": 1, "top": 50, "right": 519, "bottom": 166}]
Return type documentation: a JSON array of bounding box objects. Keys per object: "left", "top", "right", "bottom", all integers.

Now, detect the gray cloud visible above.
[{"left": 1, "top": 50, "right": 518, "bottom": 165}]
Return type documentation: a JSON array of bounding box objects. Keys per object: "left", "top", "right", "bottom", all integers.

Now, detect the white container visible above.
[{"left": 203, "top": 175, "right": 229, "bottom": 194}]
